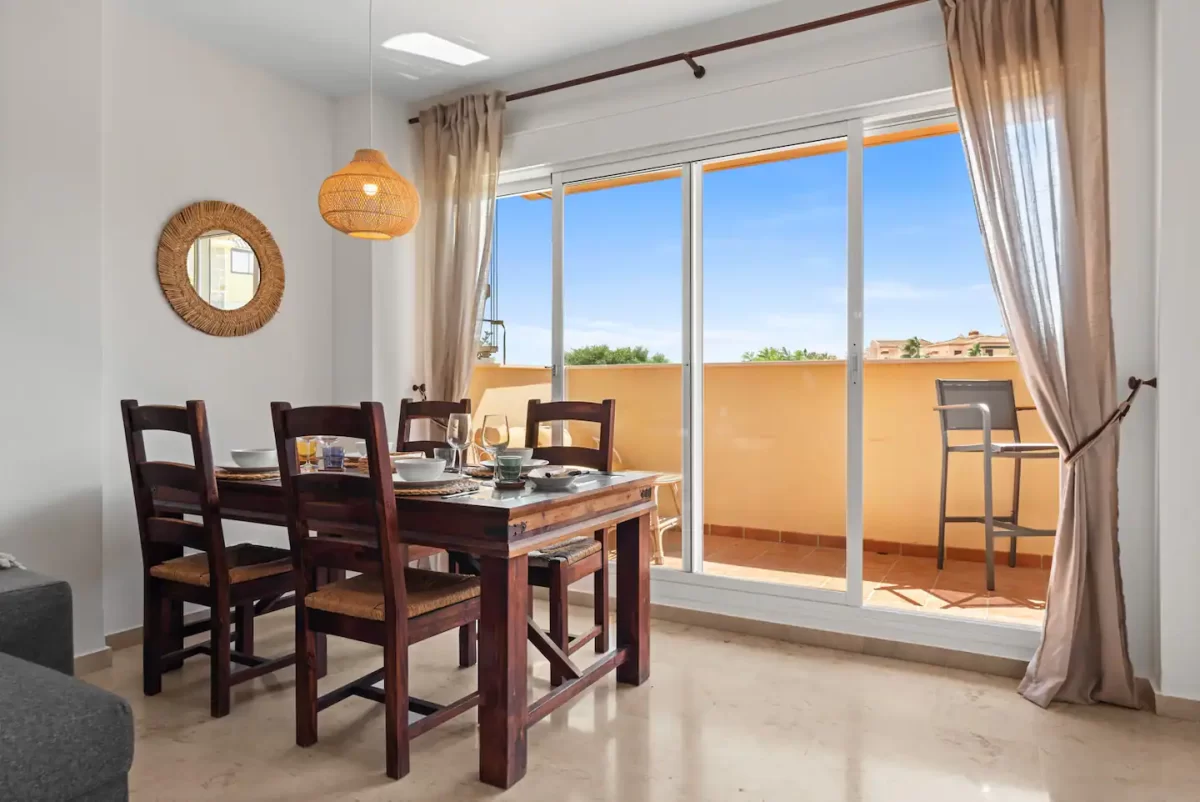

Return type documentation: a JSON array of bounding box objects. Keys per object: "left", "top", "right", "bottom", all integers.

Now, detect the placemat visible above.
[
  {"left": 215, "top": 469, "right": 280, "bottom": 482},
  {"left": 394, "top": 478, "right": 480, "bottom": 497},
  {"left": 464, "top": 466, "right": 494, "bottom": 479}
]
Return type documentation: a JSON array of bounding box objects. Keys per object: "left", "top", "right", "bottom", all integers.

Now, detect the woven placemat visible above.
[
  {"left": 464, "top": 466, "right": 494, "bottom": 479},
  {"left": 394, "top": 478, "right": 480, "bottom": 497},
  {"left": 215, "top": 469, "right": 280, "bottom": 482}
]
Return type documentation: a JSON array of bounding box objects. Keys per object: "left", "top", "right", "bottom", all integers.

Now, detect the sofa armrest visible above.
[{"left": 0, "top": 569, "right": 74, "bottom": 675}]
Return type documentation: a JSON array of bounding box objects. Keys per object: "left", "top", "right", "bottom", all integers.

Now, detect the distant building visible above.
[{"left": 868, "top": 331, "right": 1011, "bottom": 360}]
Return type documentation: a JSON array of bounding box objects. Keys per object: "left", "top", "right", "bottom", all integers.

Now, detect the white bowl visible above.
[
  {"left": 392, "top": 457, "right": 446, "bottom": 482},
  {"left": 528, "top": 466, "right": 587, "bottom": 491},
  {"left": 231, "top": 448, "right": 278, "bottom": 469},
  {"left": 500, "top": 447, "right": 534, "bottom": 463}
]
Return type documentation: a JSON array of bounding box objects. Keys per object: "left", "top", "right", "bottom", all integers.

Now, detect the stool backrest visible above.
[{"left": 935, "top": 379, "right": 1019, "bottom": 432}]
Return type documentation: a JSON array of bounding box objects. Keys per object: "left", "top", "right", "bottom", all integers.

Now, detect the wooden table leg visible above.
[
  {"left": 616, "top": 512, "right": 650, "bottom": 686},
  {"left": 478, "top": 554, "right": 528, "bottom": 789}
]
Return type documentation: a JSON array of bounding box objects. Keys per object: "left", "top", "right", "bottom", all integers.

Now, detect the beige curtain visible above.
[
  {"left": 940, "top": 0, "right": 1139, "bottom": 708},
  {"left": 418, "top": 92, "right": 505, "bottom": 402}
]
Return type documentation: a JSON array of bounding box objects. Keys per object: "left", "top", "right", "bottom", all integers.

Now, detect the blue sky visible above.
[{"left": 489, "top": 133, "right": 1001, "bottom": 365}]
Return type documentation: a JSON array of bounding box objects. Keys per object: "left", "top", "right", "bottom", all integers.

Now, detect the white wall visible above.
[
  {"left": 0, "top": 0, "right": 106, "bottom": 656},
  {"left": 414, "top": 0, "right": 1163, "bottom": 680},
  {"left": 1155, "top": 0, "right": 1200, "bottom": 702},
  {"left": 98, "top": 3, "right": 336, "bottom": 636}
]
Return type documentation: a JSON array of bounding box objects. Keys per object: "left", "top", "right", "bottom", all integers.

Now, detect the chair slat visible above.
[
  {"left": 140, "top": 461, "right": 202, "bottom": 492},
  {"left": 530, "top": 446, "right": 609, "bottom": 471},
  {"left": 397, "top": 397, "right": 471, "bottom": 454},
  {"left": 130, "top": 405, "right": 191, "bottom": 434},
  {"left": 302, "top": 535, "right": 381, "bottom": 573},
  {"left": 293, "top": 472, "right": 378, "bottom": 501},
  {"left": 279, "top": 406, "right": 371, "bottom": 440},
  {"left": 146, "top": 516, "right": 210, "bottom": 551}
]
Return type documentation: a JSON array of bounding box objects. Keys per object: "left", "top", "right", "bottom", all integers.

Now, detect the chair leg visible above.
[
  {"left": 383, "top": 619, "right": 410, "bottom": 780},
  {"left": 1009, "top": 456, "right": 1023, "bottom": 568},
  {"left": 143, "top": 581, "right": 165, "bottom": 696},
  {"left": 459, "top": 620, "right": 478, "bottom": 668},
  {"left": 594, "top": 531, "right": 610, "bottom": 654},
  {"left": 234, "top": 603, "right": 255, "bottom": 655},
  {"left": 937, "top": 448, "right": 949, "bottom": 570},
  {"left": 650, "top": 486, "right": 664, "bottom": 566},
  {"left": 210, "top": 603, "right": 232, "bottom": 718},
  {"left": 983, "top": 452, "right": 996, "bottom": 592},
  {"left": 295, "top": 610, "right": 318, "bottom": 748},
  {"left": 549, "top": 566, "right": 569, "bottom": 687}
]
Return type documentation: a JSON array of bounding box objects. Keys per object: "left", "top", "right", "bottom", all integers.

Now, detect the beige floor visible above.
[
  {"left": 663, "top": 533, "right": 1050, "bottom": 625},
  {"left": 85, "top": 604, "right": 1200, "bottom": 802}
]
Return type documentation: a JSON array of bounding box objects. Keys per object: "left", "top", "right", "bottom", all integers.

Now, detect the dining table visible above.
[{"left": 153, "top": 469, "right": 657, "bottom": 789}]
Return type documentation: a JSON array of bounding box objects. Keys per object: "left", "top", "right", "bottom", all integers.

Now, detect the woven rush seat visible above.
[
  {"left": 304, "top": 569, "right": 480, "bottom": 621},
  {"left": 528, "top": 536, "right": 602, "bottom": 568},
  {"left": 148, "top": 543, "right": 292, "bottom": 587}
]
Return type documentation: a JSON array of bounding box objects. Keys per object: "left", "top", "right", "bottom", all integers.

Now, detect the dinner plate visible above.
[
  {"left": 479, "top": 458, "right": 549, "bottom": 469},
  {"left": 392, "top": 473, "right": 463, "bottom": 489}
]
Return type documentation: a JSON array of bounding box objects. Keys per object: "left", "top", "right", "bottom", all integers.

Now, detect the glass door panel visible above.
[
  {"left": 700, "top": 137, "right": 849, "bottom": 591},
  {"left": 562, "top": 168, "right": 686, "bottom": 571}
]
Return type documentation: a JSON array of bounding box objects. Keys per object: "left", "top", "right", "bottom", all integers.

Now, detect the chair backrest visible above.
[
  {"left": 935, "top": 379, "right": 1019, "bottom": 432},
  {"left": 524, "top": 399, "right": 616, "bottom": 471},
  {"left": 120, "top": 400, "right": 227, "bottom": 576},
  {"left": 396, "top": 397, "right": 472, "bottom": 456},
  {"left": 272, "top": 402, "right": 408, "bottom": 620}
]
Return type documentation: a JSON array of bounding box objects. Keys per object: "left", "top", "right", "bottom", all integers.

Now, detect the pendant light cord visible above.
[{"left": 368, "top": 0, "right": 374, "bottom": 148}]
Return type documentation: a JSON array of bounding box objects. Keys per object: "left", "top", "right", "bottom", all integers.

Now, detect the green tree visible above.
[
  {"left": 740, "top": 346, "right": 838, "bottom": 362},
  {"left": 564, "top": 344, "right": 670, "bottom": 365},
  {"left": 967, "top": 342, "right": 984, "bottom": 357},
  {"left": 901, "top": 336, "right": 924, "bottom": 359}
]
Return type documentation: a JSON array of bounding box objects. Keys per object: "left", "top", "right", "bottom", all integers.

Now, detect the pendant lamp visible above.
[{"left": 318, "top": 0, "right": 419, "bottom": 239}]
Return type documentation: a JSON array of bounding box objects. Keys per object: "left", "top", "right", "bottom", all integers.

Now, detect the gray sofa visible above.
[{"left": 0, "top": 569, "right": 134, "bottom": 801}]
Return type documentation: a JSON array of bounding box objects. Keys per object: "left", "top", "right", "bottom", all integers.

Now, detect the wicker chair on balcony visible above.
[{"left": 934, "top": 379, "right": 1058, "bottom": 591}]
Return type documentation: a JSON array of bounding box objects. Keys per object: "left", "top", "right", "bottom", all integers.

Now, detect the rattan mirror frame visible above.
[{"left": 157, "top": 200, "right": 284, "bottom": 337}]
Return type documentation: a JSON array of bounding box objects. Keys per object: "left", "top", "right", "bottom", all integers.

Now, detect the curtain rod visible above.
[{"left": 406, "top": 0, "right": 931, "bottom": 124}]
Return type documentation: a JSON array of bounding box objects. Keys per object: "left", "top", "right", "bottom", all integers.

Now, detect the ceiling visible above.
[{"left": 125, "top": 0, "right": 787, "bottom": 102}]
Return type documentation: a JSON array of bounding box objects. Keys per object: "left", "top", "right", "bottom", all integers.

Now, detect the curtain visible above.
[
  {"left": 940, "top": 0, "right": 1139, "bottom": 708},
  {"left": 417, "top": 92, "right": 505, "bottom": 403}
]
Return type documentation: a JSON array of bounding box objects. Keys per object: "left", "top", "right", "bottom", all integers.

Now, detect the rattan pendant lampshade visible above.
[{"left": 318, "top": 0, "right": 419, "bottom": 240}]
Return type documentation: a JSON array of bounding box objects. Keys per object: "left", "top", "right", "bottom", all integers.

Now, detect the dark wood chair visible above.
[
  {"left": 121, "top": 399, "right": 296, "bottom": 718},
  {"left": 272, "top": 401, "right": 481, "bottom": 780},
  {"left": 396, "top": 397, "right": 472, "bottom": 456},
  {"left": 524, "top": 398, "right": 616, "bottom": 686}
]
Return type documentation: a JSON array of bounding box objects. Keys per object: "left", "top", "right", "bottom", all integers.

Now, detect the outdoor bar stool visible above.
[{"left": 933, "top": 379, "right": 1059, "bottom": 591}]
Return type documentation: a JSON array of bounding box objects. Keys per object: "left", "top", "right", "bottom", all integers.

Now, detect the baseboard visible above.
[
  {"left": 75, "top": 646, "right": 112, "bottom": 676},
  {"left": 1155, "top": 691, "right": 1200, "bottom": 721}
]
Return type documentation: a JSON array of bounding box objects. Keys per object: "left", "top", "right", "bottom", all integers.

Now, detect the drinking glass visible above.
[
  {"left": 433, "top": 447, "right": 455, "bottom": 476},
  {"left": 316, "top": 435, "right": 338, "bottom": 471},
  {"left": 496, "top": 454, "right": 524, "bottom": 484},
  {"left": 297, "top": 436, "right": 317, "bottom": 473},
  {"left": 479, "top": 415, "right": 510, "bottom": 475},
  {"left": 446, "top": 412, "right": 472, "bottom": 476}
]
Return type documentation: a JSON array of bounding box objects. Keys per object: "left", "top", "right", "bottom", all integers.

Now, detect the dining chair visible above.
[
  {"left": 525, "top": 398, "right": 615, "bottom": 686},
  {"left": 396, "top": 397, "right": 472, "bottom": 456},
  {"left": 934, "top": 379, "right": 1058, "bottom": 590},
  {"left": 272, "top": 401, "right": 481, "bottom": 780},
  {"left": 121, "top": 399, "right": 296, "bottom": 718}
]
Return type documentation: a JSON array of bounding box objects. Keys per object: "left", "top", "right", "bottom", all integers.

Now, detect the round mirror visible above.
[
  {"left": 157, "top": 201, "right": 284, "bottom": 337},
  {"left": 185, "top": 231, "right": 260, "bottom": 311}
]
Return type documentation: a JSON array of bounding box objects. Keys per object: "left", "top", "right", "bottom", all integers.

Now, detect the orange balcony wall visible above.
[{"left": 468, "top": 357, "right": 1059, "bottom": 558}]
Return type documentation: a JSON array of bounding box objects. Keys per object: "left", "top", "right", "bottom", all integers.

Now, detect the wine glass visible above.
[
  {"left": 446, "top": 413, "right": 471, "bottom": 476},
  {"left": 479, "top": 415, "right": 510, "bottom": 476},
  {"left": 297, "top": 436, "right": 316, "bottom": 473}
]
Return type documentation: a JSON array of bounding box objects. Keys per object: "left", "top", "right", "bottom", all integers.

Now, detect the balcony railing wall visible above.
[{"left": 469, "top": 358, "right": 1058, "bottom": 557}]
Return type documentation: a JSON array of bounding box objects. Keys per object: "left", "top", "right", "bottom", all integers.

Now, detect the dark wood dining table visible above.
[{"left": 154, "top": 470, "right": 656, "bottom": 789}]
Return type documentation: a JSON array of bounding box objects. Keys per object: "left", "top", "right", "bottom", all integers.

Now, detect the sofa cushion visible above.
[
  {"left": 0, "top": 569, "right": 73, "bottom": 675},
  {"left": 0, "top": 652, "right": 133, "bottom": 802}
]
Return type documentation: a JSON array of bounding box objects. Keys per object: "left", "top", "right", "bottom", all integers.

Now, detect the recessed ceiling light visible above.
[{"left": 381, "top": 33, "right": 488, "bottom": 66}]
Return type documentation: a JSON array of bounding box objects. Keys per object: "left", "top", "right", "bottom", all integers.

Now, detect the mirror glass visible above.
[{"left": 185, "top": 230, "right": 260, "bottom": 311}]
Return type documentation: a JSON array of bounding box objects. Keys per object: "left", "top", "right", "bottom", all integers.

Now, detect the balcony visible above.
[{"left": 469, "top": 357, "right": 1054, "bottom": 625}]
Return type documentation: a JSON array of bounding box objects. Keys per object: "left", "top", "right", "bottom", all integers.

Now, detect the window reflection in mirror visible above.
[{"left": 186, "top": 231, "right": 260, "bottom": 310}]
